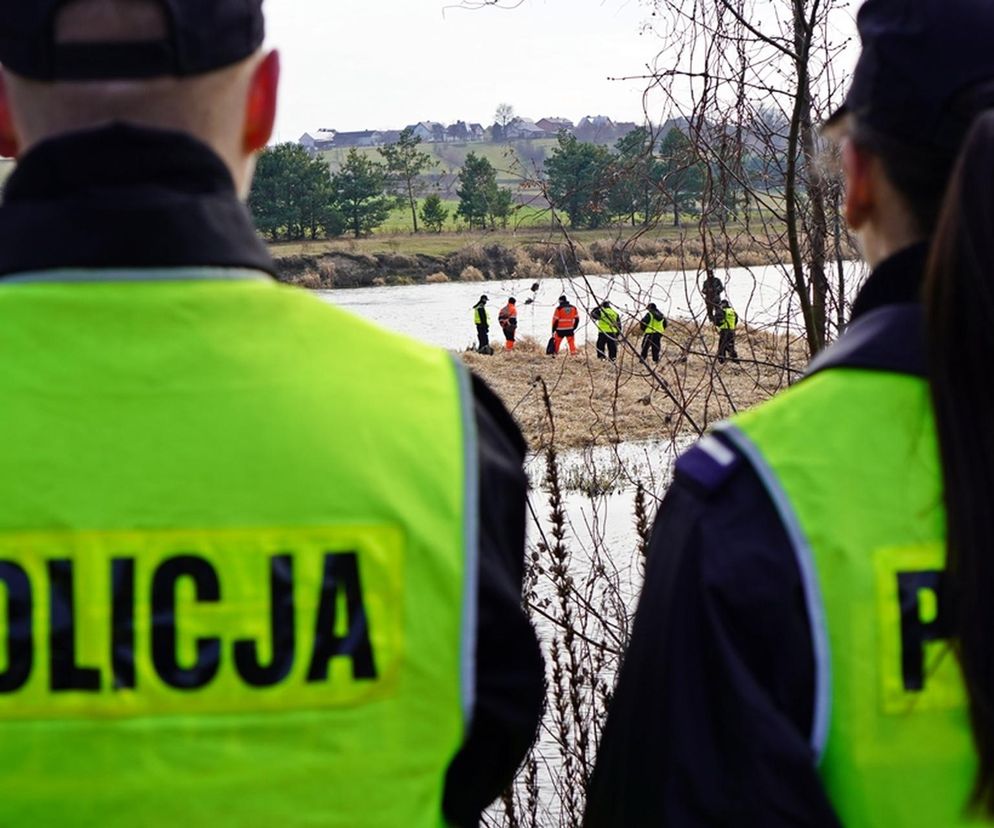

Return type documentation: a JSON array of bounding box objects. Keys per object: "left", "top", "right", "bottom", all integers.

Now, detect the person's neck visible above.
[{"left": 859, "top": 220, "right": 925, "bottom": 271}]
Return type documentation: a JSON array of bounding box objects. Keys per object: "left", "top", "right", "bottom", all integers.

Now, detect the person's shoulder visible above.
[
  {"left": 673, "top": 433, "right": 746, "bottom": 498},
  {"left": 471, "top": 372, "right": 527, "bottom": 459}
]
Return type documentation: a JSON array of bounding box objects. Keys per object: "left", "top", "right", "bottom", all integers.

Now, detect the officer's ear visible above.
[
  {"left": 841, "top": 136, "right": 875, "bottom": 231},
  {"left": 0, "top": 73, "right": 21, "bottom": 159},
  {"left": 243, "top": 50, "right": 280, "bottom": 154}
]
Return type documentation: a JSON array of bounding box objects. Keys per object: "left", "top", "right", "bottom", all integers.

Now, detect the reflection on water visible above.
[{"left": 317, "top": 263, "right": 866, "bottom": 351}]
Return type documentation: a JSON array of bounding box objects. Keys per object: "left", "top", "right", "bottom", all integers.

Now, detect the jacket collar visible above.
[
  {"left": 807, "top": 244, "right": 929, "bottom": 378},
  {"left": 849, "top": 242, "right": 928, "bottom": 321},
  {"left": 0, "top": 123, "right": 276, "bottom": 279}
]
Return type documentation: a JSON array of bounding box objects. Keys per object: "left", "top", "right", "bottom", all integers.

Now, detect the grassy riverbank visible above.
[{"left": 461, "top": 322, "right": 808, "bottom": 450}]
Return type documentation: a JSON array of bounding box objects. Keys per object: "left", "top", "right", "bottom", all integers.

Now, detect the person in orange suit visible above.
[
  {"left": 498, "top": 297, "right": 518, "bottom": 350},
  {"left": 551, "top": 295, "right": 580, "bottom": 355}
]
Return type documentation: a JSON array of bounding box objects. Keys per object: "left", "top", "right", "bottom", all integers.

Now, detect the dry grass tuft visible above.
[
  {"left": 460, "top": 265, "right": 485, "bottom": 282},
  {"left": 426, "top": 271, "right": 450, "bottom": 284}
]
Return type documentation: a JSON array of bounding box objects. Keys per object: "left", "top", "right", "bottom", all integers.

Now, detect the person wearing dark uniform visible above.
[
  {"left": 702, "top": 271, "right": 724, "bottom": 321},
  {"left": 0, "top": 3, "right": 543, "bottom": 825},
  {"left": 473, "top": 294, "right": 491, "bottom": 353},
  {"left": 498, "top": 297, "right": 517, "bottom": 351},
  {"left": 586, "top": 2, "right": 994, "bottom": 826},
  {"left": 551, "top": 294, "right": 579, "bottom": 355},
  {"left": 716, "top": 299, "right": 739, "bottom": 363},
  {"left": 639, "top": 303, "right": 667, "bottom": 364},
  {"left": 593, "top": 300, "right": 621, "bottom": 362}
]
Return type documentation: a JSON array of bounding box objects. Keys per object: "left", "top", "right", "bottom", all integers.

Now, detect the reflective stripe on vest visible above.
[
  {"left": 554, "top": 306, "right": 578, "bottom": 331},
  {"left": 644, "top": 314, "right": 666, "bottom": 335},
  {"left": 719, "top": 369, "right": 976, "bottom": 827},
  {"left": 596, "top": 307, "right": 621, "bottom": 334},
  {"left": 0, "top": 272, "right": 476, "bottom": 828}
]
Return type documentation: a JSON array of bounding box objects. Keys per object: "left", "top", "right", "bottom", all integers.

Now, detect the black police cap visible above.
[
  {"left": 827, "top": 0, "right": 994, "bottom": 153},
  {"left": 0, "top": 0, "right": 265, "bottom": 81}
]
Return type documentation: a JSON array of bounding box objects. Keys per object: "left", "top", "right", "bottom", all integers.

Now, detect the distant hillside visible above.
[
  {"left": 322, "top": 137, "right": 557, "bottom": 173},
  {"left": 321, "top": 138, "right": 562, "bottom": 202}
]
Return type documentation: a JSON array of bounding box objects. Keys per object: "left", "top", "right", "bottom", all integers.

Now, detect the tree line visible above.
[{"left": 248, "top": 124, "right": 762, "bottom": 241}]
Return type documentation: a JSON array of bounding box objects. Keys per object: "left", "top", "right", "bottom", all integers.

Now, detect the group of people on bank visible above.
[
  {"left": 472, "top": 291, "right": 740, "bottom": 364},
  {"left": 7, "top": 0, "right": 994, "bottom": 826}
]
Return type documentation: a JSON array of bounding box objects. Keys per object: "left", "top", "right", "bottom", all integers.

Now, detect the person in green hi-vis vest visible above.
[
  {"left": 0, "top": 2, "right": 544, "bottom": 826},
  {"left": 585, "top": 1, "right": 994, "bottom": 825},
  {"left": 593, "top": 300, "right": 622, "bottom": 362}
]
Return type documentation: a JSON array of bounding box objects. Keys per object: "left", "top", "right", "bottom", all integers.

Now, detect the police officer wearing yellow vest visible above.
[
  {"left": 0, "top": 2, "right": 543, "bottom": 826},
  {"left": 473, "top": 294, "right": 491, "bottom": 354},
  {"left": 716, "top": 298, "right": 739, "bottom": 364},
  {"left": 593, "top": 300, "right": 621, "bottom": 362},
  {"left": 639, "top": 302, "right": 667, "bottom": 364},
  {"left": 586, "top": 1, "right": 994, "bottom": 825}
]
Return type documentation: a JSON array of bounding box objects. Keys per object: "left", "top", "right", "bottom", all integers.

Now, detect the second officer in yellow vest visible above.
[{"left": 586, "top": 0, "right": 994, "bottom": 824}]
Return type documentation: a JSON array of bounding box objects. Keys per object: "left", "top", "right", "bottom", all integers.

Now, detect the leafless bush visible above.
[
  {"left": 426, "top": 271, "right": 450, "bottom": 283},
  {"left": 460, "top": 265, "right": 486, "bottom": 282},
  {"left": 578, "top": 259, "right": 610, "bottom": 276}
]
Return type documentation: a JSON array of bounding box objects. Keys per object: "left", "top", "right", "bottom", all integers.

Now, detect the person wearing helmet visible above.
[{"left": 587, "top": 1, "right": 994, "bottom": 824}]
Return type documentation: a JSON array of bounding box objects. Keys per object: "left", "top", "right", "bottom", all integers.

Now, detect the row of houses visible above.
[
  {"left": 299, "top": 114, "right": 642, "bottom": 152},
  {"left": 300, "top": 120, "right": 486, "bottom": 152}
]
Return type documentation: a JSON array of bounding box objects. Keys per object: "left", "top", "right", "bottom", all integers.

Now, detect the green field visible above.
[
  {"left": 379, "top": 197, "right": 556, "bottom": 234},
  {"left": 320, "top": 139, "right": 558, "bottom": 190}
]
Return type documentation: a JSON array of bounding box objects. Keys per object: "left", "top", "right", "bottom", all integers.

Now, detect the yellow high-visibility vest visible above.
[
  {"left": 722, "top": 368, "right": 977, "bottom": 827},
  {"left": 0, "top": 270, "right": 478, "bottom": 827}
]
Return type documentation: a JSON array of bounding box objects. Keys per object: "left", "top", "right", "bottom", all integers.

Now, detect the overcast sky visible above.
[{"left": 264, "top": 0, "right": 666, "bottom": 142}]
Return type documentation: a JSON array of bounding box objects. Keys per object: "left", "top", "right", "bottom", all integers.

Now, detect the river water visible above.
[{"left": 316, "top": 262, "right": 867, "bottom": 350}]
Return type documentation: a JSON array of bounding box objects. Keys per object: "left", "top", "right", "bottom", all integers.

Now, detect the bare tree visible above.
[
  {"left": 495, "top": 102, "right": 516, "bottom": 141},
  {"left": 639, "top": 0, "right": 857, "bottom": 355}
]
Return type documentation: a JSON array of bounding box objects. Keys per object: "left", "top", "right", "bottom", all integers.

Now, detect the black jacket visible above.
[
  {"left": 584, "top": 244, "right": 929, "bottom": 827},
  {"left": 0, "top": 124, "right": 544, "bottom": 828}
]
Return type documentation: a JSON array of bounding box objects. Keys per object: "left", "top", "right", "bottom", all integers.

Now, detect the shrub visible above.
[
  {"left": 293, "top": 270, "right": 322, "bottom": 289},
  {"left": 378, "top": 253, "right": 419, "bottom": 270},
  {"left": 317, "top": 258, "right": 336, "bottom": 287},
  {"left": 579, "top": 259, "right": 610, "bottom": 276},
  {"left": 448, "top": 244, "right": 490, "bottom": 277},
  {"left": 460, "top": 265, "right": 485, "bottom": 282},
  {"left": 513, "top": 249, "right": 547, "bottom": 280},
  {"left": 426, "top": 271, "right": 450, "bottom": 284}
]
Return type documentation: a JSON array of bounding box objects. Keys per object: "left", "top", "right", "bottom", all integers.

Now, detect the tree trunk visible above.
[
  {"left": 785, "top": 0, "right": 826, "bottom": 357},
  {"left": 407, "top": 179, "right": 419, "bottom": 234}
]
